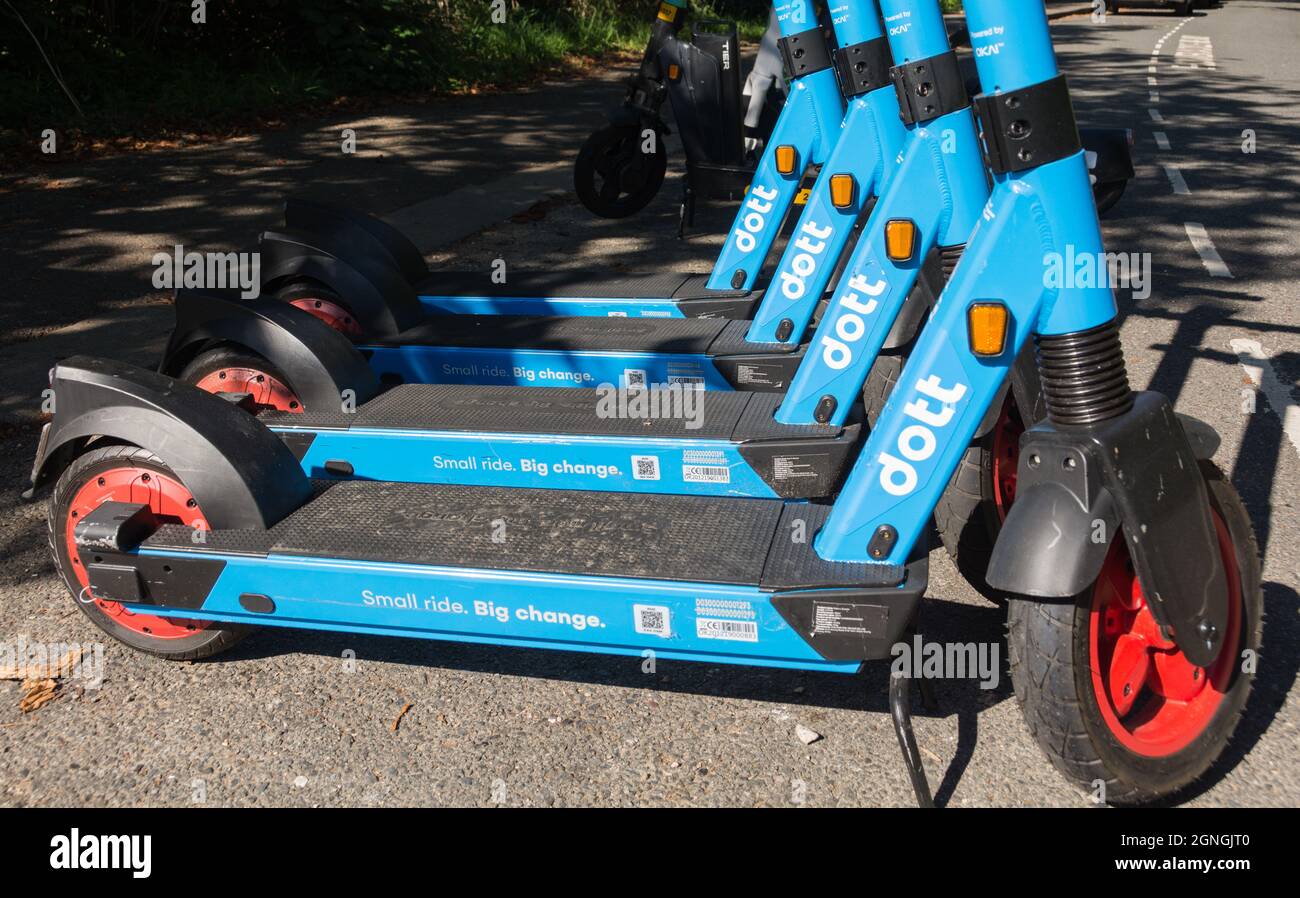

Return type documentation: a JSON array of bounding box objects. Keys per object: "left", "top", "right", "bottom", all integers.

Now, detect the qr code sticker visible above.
[
  {"left": 625, "top": 369, "right": 648, "bottom": 388},
  {"left": 634, "top": 604, "right": 672, "bottom": 637},
  {"left": 632, "top": 455, "right": 661, "bottom": 481}
]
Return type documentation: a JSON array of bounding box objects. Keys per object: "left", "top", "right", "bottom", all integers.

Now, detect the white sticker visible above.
[
  {"left": 683, "top": 465, "right": 730, "bottom": 484},
  {"left": 668, "top": 375, "right": 705, "bottom": 390},
  {"left": 632, "top": 455, "right": 661, "bottom": 481},
  {"left": 625, "top": 369, "right": 647, "bottom": 388},
  {"left": 696, "top": 618, "right": 757, "bottom": 642},
  {"left": 607, "top": 311, "right": 629, "bottom": 317},
  {"left": 634, "top": 604, "right": 672, "bottom": 637}
]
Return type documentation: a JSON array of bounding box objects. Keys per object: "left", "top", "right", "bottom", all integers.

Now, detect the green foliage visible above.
[{"left": 0, "top": 1, "right": 770, "bottom": 144}]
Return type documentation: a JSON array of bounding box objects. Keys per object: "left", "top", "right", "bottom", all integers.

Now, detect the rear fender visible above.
[
  {"left": 283, "top": 197, "right": 428, "bottom": 286},
  {"left": 30, "top": 357, "right": 311, "bottom": 529},
  {"left": 160, "top": 289, "right": 380, "bottom": 411},
  {"left": 259, "top": 228, "right": 425, "bottom": 337}
]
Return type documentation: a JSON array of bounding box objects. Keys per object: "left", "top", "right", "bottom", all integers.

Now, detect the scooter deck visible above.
[
  {"left": 82, "top": 484, "right": 925, "bottom": 668},
  {"left": 262, "top": 386, "right": 858, "bottom": 498},
  {"left": 416, "top": 272, "right": 758, "bottom": 318},
  {"left": 366, "top": 316, "right": 805, "bottom": 392},
  {"left": 384, "top": 316, "right": 790, "bottom": 357}
]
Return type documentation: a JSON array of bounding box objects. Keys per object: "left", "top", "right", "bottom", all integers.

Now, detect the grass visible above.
[{"left": 1, "top": 3, "right": 768, "bottom": 164}]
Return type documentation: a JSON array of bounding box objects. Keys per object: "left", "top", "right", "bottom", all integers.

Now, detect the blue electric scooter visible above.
[
  {"left": 154, "top": 0, "right": 1024, "bottom": 595},
  {"left": 152, "top": 0, "right": 979, "bottom": 510},
  {"left": 27, "top": 0, "right": 1256, "bottom": 807}
]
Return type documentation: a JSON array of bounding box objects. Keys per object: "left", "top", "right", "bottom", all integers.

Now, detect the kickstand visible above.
[
  {"left": 677, "top": 182, "right": 695, "bottom": 240},
  {"left": 889, "top": 671, "right": 935, "bottom": 808}
]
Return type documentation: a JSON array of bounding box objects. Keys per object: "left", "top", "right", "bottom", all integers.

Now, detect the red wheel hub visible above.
[
  {"left": 65, "top": 467, "right": 211, "bottom": 640},
  {"left": 1088, "top": 511, "right": 1242, "bottom": 756},
  {"left": 289, "top": 297, "right": 362, "bottom": 338},
  {"left": 990, "top": 400, "right": 1024, "bottom": 522},
  {"left": 193, "top": 366, "right": 302, "bottom": 413}
]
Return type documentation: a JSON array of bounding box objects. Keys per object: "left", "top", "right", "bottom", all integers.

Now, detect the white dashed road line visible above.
[
  {"left": 1163, "top": 164, "right": 1191, "bottom": 195},
  {"left": 1154, "top": 131, "right": 1171, "bottom": 150},
  {"left": 1185, "top": 223, "right": 1233, "bottom": 278},
  {"left": 1231, "top": 339, "right": 1300, "bottom": 462}
]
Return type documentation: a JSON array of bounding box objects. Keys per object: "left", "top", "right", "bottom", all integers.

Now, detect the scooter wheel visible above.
[
  {"left": 275, "top": 281, "right": 363, "bottom": 338},
  {"left": 1008, "top": 462, "right": 1261, "bottom": 804},
  {"left": 574, "top": 124, "right": 668, "bottom": 219},
  {"left": 1093, "top": 179, "right": 1127, "bottom": 216},
  {"left": 178, "top": 345, "right": 304, "bottom": 414},
  {"left": 48, "top": 445, "right": 249, "bottom": 660}
]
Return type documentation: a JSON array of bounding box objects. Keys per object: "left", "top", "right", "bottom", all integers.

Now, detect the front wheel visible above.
[
  {"left": 574, "top": 123, "right": 668, "bottom": 218},
  {"left": 1008, "top": 462, "right": 1261, "bottom": 804}
]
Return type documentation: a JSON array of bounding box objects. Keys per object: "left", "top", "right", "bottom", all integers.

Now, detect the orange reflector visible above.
[
  {"left": 667, "top": 63, "right": 680, "bottom": 81},
  {"left": 775, "top": 145, "right": 798, "bottom": 176},
  {"left": 968, "top": 302, "right": 1010, "bottom": 356},
  {"left": 884, "top": 219, "right": 916, "bottom": 262},
  {"left": 829, "top": 174, "right": 856, "bottom": 209},
  {"left": 657, "top": 3, "right": 679, "bottom": 23}
]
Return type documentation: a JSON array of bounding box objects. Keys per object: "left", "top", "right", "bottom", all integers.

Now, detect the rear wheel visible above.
[
  {"left": 178, "top": 345, "right": 304, "bottom": 414},
  {"left": 1008, "top": 463, "right": 1260, "bottom": 804},
  {"left": 49, "top": 445, "right": 248, "bottom": 660},
  {"left": 574, "top": 123, "right": 668, "bottom": 219},
  {"left": 275, "top": 282, "right": 362, "bottom": 338}
]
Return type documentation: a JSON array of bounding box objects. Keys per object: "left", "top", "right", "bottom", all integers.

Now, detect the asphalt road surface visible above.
[{"left": 0, "top": 2, "right": 1295, "bottom": 807}]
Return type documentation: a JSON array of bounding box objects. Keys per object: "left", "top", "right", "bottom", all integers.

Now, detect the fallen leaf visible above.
[
  {"left": 391, "top": 702, "right": 414, "bottom": 732},
  {"left": 19, "top": 678, "right": 59, "bottom": 713}
]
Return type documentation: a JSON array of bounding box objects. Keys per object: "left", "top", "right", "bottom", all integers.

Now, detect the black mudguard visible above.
[
  {"left": 987, "top": 393, "right": 1228, "bottom": 667},
  {"left": 258, "top": 227, "right": 426, "bottom": 337},
  {"left": 283, "top": 197, "right": 428, "bottom": 286},
  {"left": 661, "top": 22, "right": 746, "bottom": 167},
  {"left": 29, "top": 357, "right": 311, "bottom": 530},
  {"left": 159, "top": 289, "right": 380, "bottom": 411},
  {"left": 1079, "top": 127, "right": 1135, "bottom": 186}
]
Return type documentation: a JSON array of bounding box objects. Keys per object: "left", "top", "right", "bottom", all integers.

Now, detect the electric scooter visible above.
[
  {"left": 163, "top": 0, "right": 879, "bottom": 401},
  {"left": 157, "top": 0, "right": 1012, "bottom": 592},
  {"left": 27, "top": 0, "right": 1257, "bottom": 807},
  {"left": 573, "top": 1, "right": 788, "bottom": 223}
]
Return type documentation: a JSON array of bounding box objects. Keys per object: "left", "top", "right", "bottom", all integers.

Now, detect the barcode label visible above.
[
  {"left": 625, "top": 369, "right": 647, "bottom": 388},
  {"left": 668, "top": 376, "right": 705, "bottom": 390},
  {"left": 696, "top": 618, "right": 758, "bottom": 642},
  {"left": 682, "top": 465, "right": 730, "bottom": 483},
  {"left": 607, "top": 311, "right": 629, "bottom": 317},
  {"left": 632, "top": 455, "right": 660, "bottom": 481},
  {"left": 634, "top": 604, "right": 672, "bottom": 637}
]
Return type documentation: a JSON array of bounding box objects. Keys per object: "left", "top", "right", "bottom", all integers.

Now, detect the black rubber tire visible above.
[
  {"left": 177, "top": 344, "right": 302, "bottom": 412},
  {"left": 1093, "top": 179, "right": 1127, "bottom": 217},
  {"left": 48, "top": 445, "right": 250, "bottom": 661},
  {"left": 574, "top": 123, "right": 668, "bottom": 219},
  {"left": 1007, "top": 462, "right": 1261, "bottom": 805}
]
